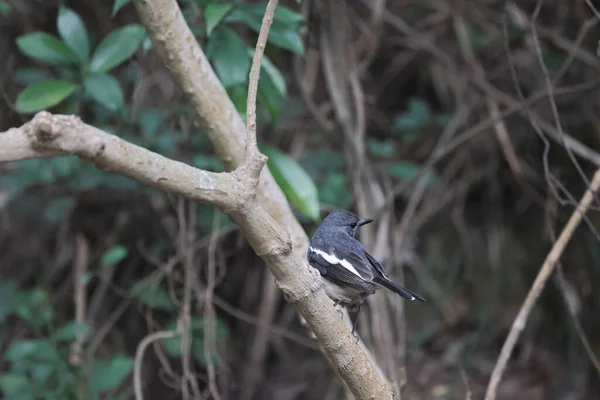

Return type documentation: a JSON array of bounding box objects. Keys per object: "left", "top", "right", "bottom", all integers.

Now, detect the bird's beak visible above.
[{"left": 358, "top": 218, "right": 374, "bottom": 227}]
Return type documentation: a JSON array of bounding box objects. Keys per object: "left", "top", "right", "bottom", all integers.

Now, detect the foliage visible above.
[
  {"left": 14, "top": 6, "right": 145, "bottom": 114},
  {"left": 0, "top": 280, "right": 133, "bottom": 400}
]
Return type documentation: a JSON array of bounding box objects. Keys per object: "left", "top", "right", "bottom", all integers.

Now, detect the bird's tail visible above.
[{"left": 373, "top": 275, "right": 426, "bottom": 302}]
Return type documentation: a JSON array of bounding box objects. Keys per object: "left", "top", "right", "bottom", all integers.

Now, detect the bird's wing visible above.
[
  {"left": 308, "top": 237, "right": 374, "bottom": 289},
  {"left": 364, "top": 251, "right": 391, "bottom": 280}
]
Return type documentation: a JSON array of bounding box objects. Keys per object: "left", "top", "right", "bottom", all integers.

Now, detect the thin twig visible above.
[
  {"left": 69, "top": 234, "right": 89, "bottom": 367},
  {"left": 485, "top": 168, "right": 600, "bottom": 400},
  {"left": 243, "top": 0, "right": 278, "bottom": 175},
  {"left": 134, "top": 330, "right": 179, "bottom": 400}
]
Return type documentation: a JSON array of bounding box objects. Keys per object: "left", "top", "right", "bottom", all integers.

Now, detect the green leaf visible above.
[
  {"left": 101, "top": 245, "right": 128, "bottom": 267},
  {"left": 90, "top": 24, "right": 145, "bottom": 73},
  {"left": 367, "top": 139, "right": 395, "bottom": 158},
  {"left": 0, "top": 374, "right": 29, "bottom": 395},
  {"left": 227, "top": 4, "right": 305, "bottom": 54},
  {"left": 380, "top": 162, "right": 438, "bottom": 186},
  {"left": 0, "top": 280, "right": 21, "bottom": 325},
  {"left": 16, "top": 32, "right": 78, "bottom": 65},
  {"left": 57, "top": 6, "right": 90, "bottom": 64},
  {"left": 0, "top": 1, "right": 12, "bottom": 17},
  {"left": 15, "top": 79, "right": 79, "bottom": 114},
  {"left": 112, "top": 0, "right": 131, "bottom": 17},
  {"left": 205, "top": 3, "right": 233, "bottom": 36},
  {"left": 12, "top": 68, "right": 51, "bottom": 86},
  {"left": 262, "top": 146, "right": 320, "bottom": 220},
  {"left": 207, "top": 27, "right": 251, "bottom": 88},
  {"left": 226, "top": 85, "right": 247, "bottom": 116},
  {"left": 84, "top": 73, "right": 124, "bottom": 110},
  {"left": 130, "top": 282, "right": 176, "bottom": 311},
  {"left": 393, "top": 98, "right": 431, "bottom": 133},
  {"left": 52, "top": 321, "right": 90, "bottom": 341},
  {"left": 88, "top": 356, "right": 133, "bottom": 394}
]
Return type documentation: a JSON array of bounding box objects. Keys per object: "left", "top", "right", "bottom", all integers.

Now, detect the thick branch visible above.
[{"left": 0, "top": 112, "right": 241, "bottom": 209}]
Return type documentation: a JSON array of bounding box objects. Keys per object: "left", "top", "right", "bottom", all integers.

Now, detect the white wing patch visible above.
[{"left": 309, "top": 246, "right": 363, "bottom": 278}]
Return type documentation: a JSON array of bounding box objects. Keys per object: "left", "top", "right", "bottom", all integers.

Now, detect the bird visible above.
[{"left": 307, "top": 209, "right": 425, "bottom": 337}]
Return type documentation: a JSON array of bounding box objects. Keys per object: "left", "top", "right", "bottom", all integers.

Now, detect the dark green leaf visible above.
[
  {"left": 88, "top": 356, "right": 133, "bottom": 394},
  {"left": 130, "top": 282, "right": 176, "bottom": 311},
  {"left": 0, "top": 280, "right": 21, "bottom": 325},
  {"left": 0, "top": 374, "right": 29, "bottom": 395},
  {"left": 6, "top": 340, "right": 60, "bottom": 363},
  {"left": 15, "top": 79, "right": 79, "bottom": 114},
  {"left": 101, "top": 245, "right": 128, "bottom": 267},
  {"left": 193, "top": 155, "right": 224, "bottom": 172},
  {"left": 90, "top": 24, "right": 145, "bottom": 73},
  {"left": 16, "top": 32, "right": 78, "bottom": 65},
  {"left": 263, "top": 146, "right": 320, "bottom": 220},
  {"left": 393, "top": 98, "right": 431, "bottom": 133},
  {"left": 137, "top": 108, "right": 168, "bottom": 139},
  {"left": 227, "top": 85, "right": 247, "bottom": 116},
  {"left": 15, "top": 288, "right": 55, "bottom": 328},
  {"left": 12, "top": 68, "right": 51, "bottom": 86},
  {"left": 0, "top": 1, "right": 11, "bottom": 17},
  {"left": 205, "top": 3, "right": 233, "bottom": 36},
  {"left": 84, "top": 73, "right": 124, "bottom": 110},
  {"left": 52, "top": 321, "right": 90, "bottom": 341},
  {"left": 380, "top": 162, "right": 438, "bottom": 186},
  {"left": 207, "top": 27, "right": 251, "bottom": 88},
  {"left": 112, "top": 0, "right": 131, "bottom": 17},
  {"left": 367, "top": 139, "right": 395, "bottom": 158},
  {"left": 57, "top": 6, "right": 90, "bottom": 64}
]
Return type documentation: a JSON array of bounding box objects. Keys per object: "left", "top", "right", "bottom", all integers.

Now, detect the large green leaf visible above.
[
  {"left": 205, "top": 3, "right": 233, "bottom": 36},
  {"left": 15, "top": 79, "right": 79, "bottom": 114},
  {"left": 207, "top": 27, "right": 251, "bottom": 88},
  {"left": 88, "top": 356, "right": 133, "bottom": 395},
  {"left": 16, "top": 32, "right": 78, "bottom": 65},
  {"left": 57, "top": 6, "right": 90, "bottom": 64},
  {"left": 227, "top": 3, "right": 304, "bottom": 54},
  {"left": 263, "top": 146, "right": 320, "bottom": 220},
  {"left": 84, "top": 73, "right": 124, "bottom": 110},
  {"left": 112, "top": 0, "right": 131, "bottom": 16},
  {"left": 90, "top": 24, "right": 145, "bottom": 73}
]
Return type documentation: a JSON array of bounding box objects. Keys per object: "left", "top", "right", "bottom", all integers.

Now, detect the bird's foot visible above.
[{"left": 336, "top": 308, "right": 344, "bottom": 318}]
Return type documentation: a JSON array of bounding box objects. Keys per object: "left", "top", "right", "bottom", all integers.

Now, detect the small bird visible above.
[{"left": 308, "top": 209, "right": 425, "bottom": 336}]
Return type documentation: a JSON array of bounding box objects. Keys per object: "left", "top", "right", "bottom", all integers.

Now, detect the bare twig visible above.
[
  {"left": 134, "top": 330, "right": 179, "bottom": 400},
  {"left": 485, "top": 168, "right": 600, "bottom": 400},
  {"left": 203, "top": 211, "right": 223, "bottom": 400},
  {"left": 69, "top": 234, "right": 89, "bottom": 367},
  {"left": 242, "top": 0, "right": 278, "bottom": 178}
]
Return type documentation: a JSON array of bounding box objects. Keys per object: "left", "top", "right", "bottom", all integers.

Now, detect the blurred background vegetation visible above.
[{"left": 1, "top": 0, "right": 600, "bottom": 399}]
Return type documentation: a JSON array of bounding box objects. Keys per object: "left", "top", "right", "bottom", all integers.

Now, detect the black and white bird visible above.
[{"left": 308, "top": 209, "right": 425, "bottom": 335}]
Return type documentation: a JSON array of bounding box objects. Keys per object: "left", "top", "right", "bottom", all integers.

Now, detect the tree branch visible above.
[
  {"left": 485, "top": 168, "right": 600, "bottom": 400},
  {"left": 132, "top": 0, "right": 309, "bottom": 257},
  {"left": 0, "top": 112, "right": 242, "bottom": 209}
]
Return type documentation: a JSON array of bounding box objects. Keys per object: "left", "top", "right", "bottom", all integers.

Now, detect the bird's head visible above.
[{"left": 320, "top": 209, "right": 373, "bottom": 237}]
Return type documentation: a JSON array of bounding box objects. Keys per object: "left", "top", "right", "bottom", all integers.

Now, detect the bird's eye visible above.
[{"left": 350, "top": 222, "right": 357, "bottom": 228}]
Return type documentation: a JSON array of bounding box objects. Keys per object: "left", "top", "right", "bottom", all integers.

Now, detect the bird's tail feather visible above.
[{"left": 373, "top": 275, "right": 426, "bottom": 302}]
